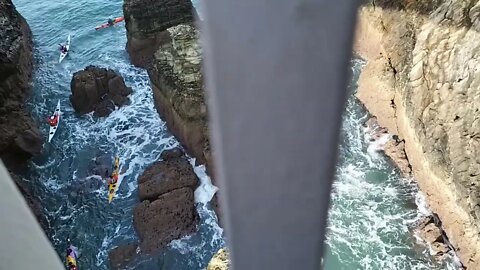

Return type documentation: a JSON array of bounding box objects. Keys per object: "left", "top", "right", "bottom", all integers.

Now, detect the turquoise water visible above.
[{"left": 13, "top": 0, "right": 459, "bottom": 269}]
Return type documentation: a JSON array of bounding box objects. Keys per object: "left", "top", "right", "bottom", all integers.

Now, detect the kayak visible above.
[
  {"left": 66, "top": 243, "right": 79, "bottom": 269},
  {"left": 48, "top": 100, "right": 61, "bottom": 142},
  {"left": 59, "top": 35, "right": 71, "bottom": 63},
  {"left": 108, "top": 156, "right": 121, "bottom": 203},
  {"left": 95, "top": 16, "right": 124, "bottom": 30}
]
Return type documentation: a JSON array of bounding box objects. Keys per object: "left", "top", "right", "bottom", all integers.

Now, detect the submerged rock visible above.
[
  {"left": 70, "top": 66, "right": 132, "bottom": 117},
  {"left": 207, "top": 248, "right": 230, "bottom": 270},
  {"left": 109, "top": 243, "right": 139, "bottom": 270}
]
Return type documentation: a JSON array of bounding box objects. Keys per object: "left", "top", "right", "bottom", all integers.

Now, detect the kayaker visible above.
[
  {"left": 107, "top": 18, "right": 114, "bottom": 26},
  {"left": 59, "top": 44, "right": 67, "bottom": 53},
  {"left": 48, "top": 114, "right": 58, "bottom": 126},
  {"left": 108, "top": 174, "right": 118, "bottom": 185}
]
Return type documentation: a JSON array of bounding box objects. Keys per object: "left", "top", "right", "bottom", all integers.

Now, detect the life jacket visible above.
[
  {"left": 48, "top": 115, "right": 58, "bottom": 127},
  {"left": 66, "top": 255, "right": 76, "bottom": 266}
]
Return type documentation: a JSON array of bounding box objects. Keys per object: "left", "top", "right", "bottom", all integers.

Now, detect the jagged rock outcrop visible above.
[
  {"left": 123, "top": 0, "right": 196, "bottom": 67},
  {"left": 70, "top": 66, "right": 132, "bottom": 117},
  {"left": 207, "top": 248, "right": 230, "bottom": 270},
  {"left": 355, "top": 0, "right": 480, "bottom": 267},
  {"left": 108, "top": 148, "right": 199, "bottom": 268},
  {"left": 415, "top": 215, "right": 451, "bottom": 261},
  {"left": 0, "top": 0, "right": 46, "bottom": 229},
  {"left": 134, "top": 148, "right": 199, "bottom": 253},
  {"left": 0, "top": 0, "right": 43, "bottom": 165},
  {"left": 123, "top": 0, "right": 212, "bottom": 173}
]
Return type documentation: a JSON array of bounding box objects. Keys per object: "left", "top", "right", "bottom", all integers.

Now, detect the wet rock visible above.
[
  {"left": 355, "top": 2, "right": 480, "bottom": 267},
  {"left": 124, "top": 0, "right": 212, "bottom": 176},
  {"left": 123, "top": 0, "right": 196, "bottom": 67},
  {"left": 11, "top": 173, "right": 47, "bottom": 230},
  {"left": 207, "top": 248, "right": 230, "bottom": 270},
  {"left": 0, "top": 0, "right": 43, "bottom": 162},
  {"left": 133, "top": 187, "right": 198, "bottom": 253},
  {"left": 70, "top": 66, "right": 132, "bottom": 117},
  {"left": 109, "top": 243, "right": 139, "bottom": 270},
  {"left": 126, "top": 148, "right": 199, "bottom": 255},
  {"left": 0, "top": 0, "right": 46, "bottom": 233},
  {"left": 13, "top": 128, "right": 43, "bottom": 156},
  {"left": 383, "top": 139, "right": 412, "bottom": 176},
  {"left": 415, "top": 215, "right": 452, "bottom": 262},
  {"left": 137, "top": 151, "right": 197, "bottom": 201}
]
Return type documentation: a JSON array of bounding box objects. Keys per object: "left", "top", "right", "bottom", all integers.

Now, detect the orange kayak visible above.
[{"left": 95, "top": 16, "right": 124, "bottom": 30}]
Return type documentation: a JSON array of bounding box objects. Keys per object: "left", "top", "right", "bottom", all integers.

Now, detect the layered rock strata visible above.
[
  {"left": 354, "top": 1, "right": 480, "bottom": 267},
  {"left": 123, "top": 0, "right": 211, "bottom": 171}
]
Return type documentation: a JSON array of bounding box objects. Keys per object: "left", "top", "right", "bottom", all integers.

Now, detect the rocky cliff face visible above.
[
  {"left": 0, "top": 0, "right": 45, "bottom": 228},
  {"left": 355, "top": 0, "right": 480, "bottom": 267},
  {"left": 123, "top": 0, "right": 211, "bottom": 172},
  {"left": 123, "top": 0, "right": 196, "bottom": 68},
  {"left": 0, "top": 0, "right": 42, "bottom": 165}
]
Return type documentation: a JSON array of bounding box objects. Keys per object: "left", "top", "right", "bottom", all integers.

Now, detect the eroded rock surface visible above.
[
  {"left": 123, "top": 0, "right": 212, "bottom": 173},
  {"left": 0, "top": 0, "right": 43, "bottom": 164},
  {"left": 355, "top": 1, "right": 480, "bottom": 267},
  {"left": 70, "top": 66, "right": 132, "bottom": 117},
  {"left": 0, "top": 0, "right": 45, "bottom": 229},
  {"left": 108, "top": 149, "right": 199, "bottom": 267}
]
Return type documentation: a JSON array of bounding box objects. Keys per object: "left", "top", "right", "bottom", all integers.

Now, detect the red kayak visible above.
[{"left": 95, "top": 16, "right": 124, "bottom": 30}]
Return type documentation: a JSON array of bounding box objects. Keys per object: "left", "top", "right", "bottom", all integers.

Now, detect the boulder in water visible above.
[
  {"left": 133, "top": 148, "right": 199, "bottom": 253},
  {"left": 70, "top": 66, "right": 133, "bottom": 117}
]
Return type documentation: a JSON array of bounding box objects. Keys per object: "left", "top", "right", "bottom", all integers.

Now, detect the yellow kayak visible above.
[{"left": 108, "top": 156, "right": 120, "bottom": 203}]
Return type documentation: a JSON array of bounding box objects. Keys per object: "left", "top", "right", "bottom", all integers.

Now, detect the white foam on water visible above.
[
  {"left": 96, "top": 224, "right": 122, "bottom": 266},
  {"left": 191, "top": 159, "right": 219, "bottom": 204},
  {"left": 325, "top": 59, "right": 459, "bottom": 270},
  {"left": 168, "top": 160, "right": 224, "bottom": 263}
]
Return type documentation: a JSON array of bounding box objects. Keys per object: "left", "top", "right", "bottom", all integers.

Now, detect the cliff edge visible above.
[
  {"left": 0, "top": 0, "right": 45, "bottom": 228},
  {"left": 355, "top": 0, "right": 480, "bottom": 267},
  {"left": 123, "top": 0, "right": 211, "bottom": 173}
]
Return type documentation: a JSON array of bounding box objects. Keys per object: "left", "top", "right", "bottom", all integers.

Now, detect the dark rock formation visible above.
[
  {"left": 123, "top": 0, "right": 212, "bottom": 174},
  {"left": 123, "top": 0, "right": 196, "bottom": 68},
  {"left": 108, "top": 148, "right": 199, "bottom": 267},
  {"left": 137, "top": 148, "right": 197, "bottom": 201},
  {"left": 0, "top": 0, "right": 43, "bottom": 164},
  {"left": 0, "top": 0, "right": 46, "bottom": 230},
  {"left": 11, "top": 173, "right": 48, "bottom": 229},
  {"left": 70, "top": 66, "right": 132, "bottom": 117},
  {"left": 133, "top": 149, "right": 199, "bottom": 253}
]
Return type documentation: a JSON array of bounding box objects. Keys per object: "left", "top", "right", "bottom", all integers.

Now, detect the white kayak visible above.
[
  {"left": 48, "top": 100, "right": 61, "bottom": 142},
  {"left": 58, "top": 35, "right": 71, "bottom": 63}
]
